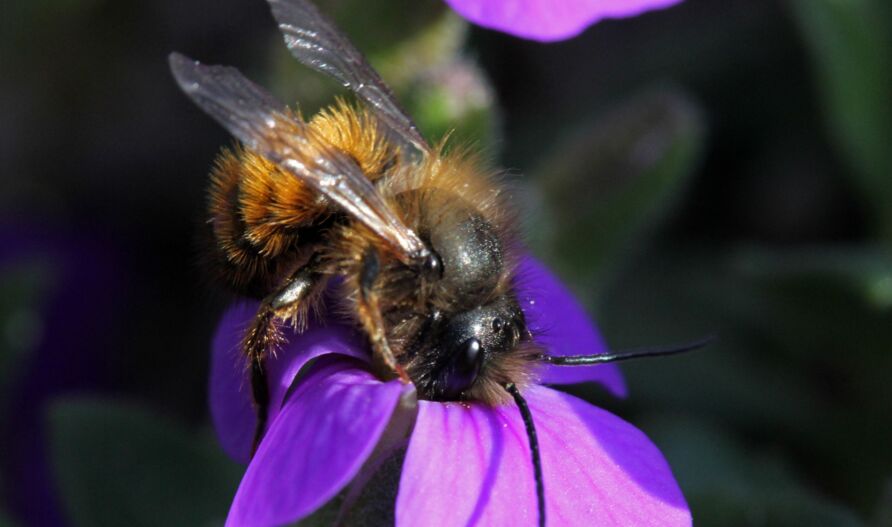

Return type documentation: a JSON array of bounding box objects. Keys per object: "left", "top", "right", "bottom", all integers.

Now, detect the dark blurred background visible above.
[{"left": 1, "top": 0, "right": 890, "bottom": 525}]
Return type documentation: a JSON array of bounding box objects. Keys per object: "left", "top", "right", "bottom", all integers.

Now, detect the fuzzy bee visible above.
[{"left": 170, "top": 1, "right": 706, "bottom": 524}]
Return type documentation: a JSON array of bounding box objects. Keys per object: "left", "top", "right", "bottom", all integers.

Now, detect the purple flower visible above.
[
  {"left": 211, "top": 256, "right": 689, "bottom": 526},
  {"left": 443, "top": 0, "right": 683, "bottom": 41},
  {"left": 0, "top": 222, "right": 123, "bottom": 527}
]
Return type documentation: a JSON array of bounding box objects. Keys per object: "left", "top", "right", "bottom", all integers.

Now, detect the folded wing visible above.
[
  {"left": 267, "top": 0, "right": 429, "bottom": 154},
  {"left": 169, "top": 53, "right": 429, "bottom": 264}
]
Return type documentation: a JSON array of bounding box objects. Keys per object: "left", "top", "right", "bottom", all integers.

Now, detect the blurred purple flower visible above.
[
  {"left": 443, "top": 0, "right": 683, "bottom": 41},
  {"left": 210, "top": 257, "right": 689, "bottom": 526},
  {"left": 0, "top": 221, "right": 123, "bottom": 527}
]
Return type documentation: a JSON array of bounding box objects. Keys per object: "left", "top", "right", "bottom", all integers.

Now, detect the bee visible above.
[
  {"left": 171, "top": 1, "right": 707, "bottom": 524},
  {"left": 172, "top": 0, "right": 533, "bottom": 427}
]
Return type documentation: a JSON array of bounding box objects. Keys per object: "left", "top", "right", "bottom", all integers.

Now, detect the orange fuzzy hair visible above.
[{"left": 205, "top": 101, "right": 402, "bottom": 295}]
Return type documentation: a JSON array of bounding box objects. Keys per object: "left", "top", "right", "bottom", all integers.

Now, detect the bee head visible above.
[
  {"left": 414, "top": 296, "right": 528, "bottom": 401},
  {"left": 396, "top": 188, "right": 532, "bottom": 403}
]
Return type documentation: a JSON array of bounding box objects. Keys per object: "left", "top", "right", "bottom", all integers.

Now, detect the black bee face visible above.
[
  {"left": 396, "top": 187, "right": 525, "bottom": 401},
  {"left": 416, "top": 296, "right": 527, "bottom": 401}
]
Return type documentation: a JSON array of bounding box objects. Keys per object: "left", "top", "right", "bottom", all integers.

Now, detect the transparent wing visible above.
[
  {"left": 267, "top": 0, "right": 429, "bottom": 154},
  {"left": 169, "top": 53, "right": 428, "bottom": 263}
]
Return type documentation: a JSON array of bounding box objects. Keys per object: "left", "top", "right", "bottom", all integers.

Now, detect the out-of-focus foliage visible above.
[
  {"left": 646, "top": 416, "right": 865, "bottom": 527},
  {"left": 507, "top": 0, "right": 892, "bottom": 523},
  {"left": 0, "top": 262, "right": 52, "bottom": 413},
  {"left": 268, "top": 4, "right": 498, "bottom": 148},
  {"left": 1, "top": 0, "right": 890, "bottom": 525},
  {"left": 0, "top": 262, "right": 49, "bottom": 522},
  {"left": 527, "top": 87, "right": 705, "bottom": 297},
  {"left": 789, "top": 0, "right": 892, "bottom": 238},
  {"left": 48, "top": 399, "right": 240, "bottom": 527}
]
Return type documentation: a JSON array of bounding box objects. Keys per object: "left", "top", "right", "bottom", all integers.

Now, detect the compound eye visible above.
[{"left": 440, "top": 338, "right": 483, "bottom": 399}]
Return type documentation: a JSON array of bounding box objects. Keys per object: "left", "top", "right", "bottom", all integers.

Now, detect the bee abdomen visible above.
[
  {"left": 236, "top": 149, "right": 329, "bottom": 258},
  {"left": 205, "top": 102, "right": 399, "bottom": 298},
  {"left": 208, "top": 148, "right": 326, "bottom": 296}
]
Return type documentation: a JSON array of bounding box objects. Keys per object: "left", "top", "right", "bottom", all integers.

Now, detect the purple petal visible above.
[
  {"left": 528, "top": 385, "right": 690, "bottom": 525},
  {"left": 396, "top": 399, "right": 540, "bottom": 525},
  {"left": 209, "top": 302, "right": 258, "bottom": 463},
  {"left": 226, "top": 357, "right": 407, "bottom": 527},
  {"left": 209, "top": 301, "right": 369, "bottom": 463},
  {"left": 444, "top": 0, "right": 683, "bottom": 42},
  {"left": 263, "top": 323, "right": 370, "bottom": 428},
  {"left": 397, "top": 386, "right": 689, "bottom": 526},
  {"left": 517, "top": 256, "right": 627, "bottom": 397}
]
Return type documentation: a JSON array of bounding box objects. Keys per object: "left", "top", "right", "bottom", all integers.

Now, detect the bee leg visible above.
[
  {"left": 358, "top": 249, "right": 411, "bottom": 383},
  {"left": 244, "top": 256, "right": 325, "bottom": 455},
  {"left": 243, "top": 304, "right": 279, "bottom": 456}
]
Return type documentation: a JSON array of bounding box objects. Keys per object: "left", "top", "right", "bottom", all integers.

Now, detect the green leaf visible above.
[
  {"left": 48, "top": 398, "right": 241, "bottom": 527},
  {"left": 527, "top": 87, "right": 705, "bottom": 299},
  {"left": 789, "top": 0, "right": 892, "bottom": 238}
]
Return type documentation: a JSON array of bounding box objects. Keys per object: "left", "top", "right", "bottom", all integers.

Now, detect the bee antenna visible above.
[
  {"left": 505, "top": 383, "right": 546, "bottom": 527},
  {"left": 539, "top": 334, "right": 716, "bottom": 366}
]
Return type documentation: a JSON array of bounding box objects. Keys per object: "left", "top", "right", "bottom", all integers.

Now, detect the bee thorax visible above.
[{"left": 413, "top": 191, "right": 504, "bottom": 306}]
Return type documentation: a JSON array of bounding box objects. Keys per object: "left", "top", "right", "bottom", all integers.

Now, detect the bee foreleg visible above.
[
  {"left": 270, "top": 254, "right": 326, "bottom": 332},
  {"left": 358, "top": 249, "right": 411, "bottom": 383},
  {"left": 244, "top": 255, "right": 326, "bottom": 455}
]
